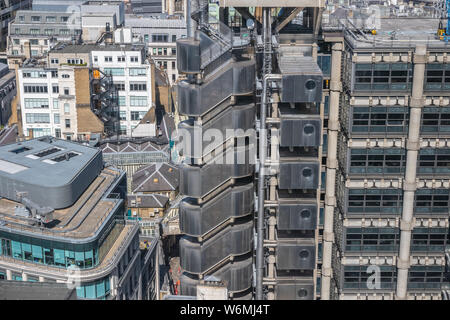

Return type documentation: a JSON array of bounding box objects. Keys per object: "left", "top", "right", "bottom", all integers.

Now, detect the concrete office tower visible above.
[
  {"left": 320, "top": 17, "right": 450, "bottom": 300},
  {"left": 0, "top": 137, "right": 158, "bottom": 300},
  {"left": 176, "top": 2, "right": 255, "bottom": 300}
]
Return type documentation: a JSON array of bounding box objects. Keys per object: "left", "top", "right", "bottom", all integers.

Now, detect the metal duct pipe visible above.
[
  {"left": 395, "top": 44, "right": 427, "bottom": 300},
  {"left": 321, "top": 41, "right": 343, "bottom": 300}
]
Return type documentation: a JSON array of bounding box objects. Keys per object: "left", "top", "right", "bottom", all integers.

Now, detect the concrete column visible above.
[
  {"left": 395, "top": 44, "right": 427, "bottom": 300},
  {"left": 39, "top": 276, "right": 45, "bottom": 282},
  {"left": 6, "top": 269, "right": 12, "bottom": 280},
  {"left": 321, "top": 42, "right": 343, "bottom": 300},
  {"left": 168, "top": 0, "right": 174, "bottom": 15},
  {"left": 22, "top": 273, "right": 28, "bottom": 281}
]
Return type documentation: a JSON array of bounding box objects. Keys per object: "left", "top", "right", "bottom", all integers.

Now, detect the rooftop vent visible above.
[{"left": 51, "top": 151, "right": 80, "bottom": 162}]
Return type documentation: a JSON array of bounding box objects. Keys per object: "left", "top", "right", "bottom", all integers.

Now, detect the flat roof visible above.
[
  {"left": 0, "top": 137, "right": 103, "bottom": 209},
  {"left": 0, "top": 281, "right": 77, "bottom": 300},
  {"left": 50, "top": 43, "right": 145, "bottom": 54}
]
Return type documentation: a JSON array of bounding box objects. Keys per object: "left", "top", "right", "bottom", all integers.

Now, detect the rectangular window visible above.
[
  {"left": 31, "top": 16, "right": 41, "bottom": 22},
  {"left": 172, "top": 35, "right": 176, "bottom": 42},
  {"left": 54, "top": 113, "right": 60, "bottom": 124},
  {"left": 118, "top": 96, "right": 126, "bottom": 106},
  {"left": 104, "top": 68, "right": 125, "bottom": 76},
  {"left": 52, "top": 85, "right": 59, "bottom": 94},
  {"left": 46, "top": 16, "right": 56, "bottom": 22},
  {"left": 129, "top": 68, "right": 146, "bottom": 76},
  {"left": 119, "top": 111, "right": 127, "bottom": 120},
  {"left": 44, "top": 29, "right": 54, "bottom": 35},
  {"left": 25, "top": 113, "right": 50, "bottom": 124},
  {"left": 152, "top": 34, "right": 168, "bottom": 42},
  {"left": 65, "top": 119, "right": 71, "bottom": 128},
  {"left": 64, "top": 103, "right": 70, "bottom": 114},
  {"left": 118, "top": 56, "right": 125, "bottom": 62},
  {"left": 129, "top": 83, "right": 147, "bottom": 91},
  {"left": 24, "top": 98, "right": 49, "bottom": 109},
  {"left": 51, "top": 70, "right": 58, "bottom": 78},
  {"left": 105, "top": 56, "right": 113, "bottom": 62},
  {"left": 23, "top": 84, "right": 48, "bottom": 93},
  {"left": 55, "top": 128, "right": 61, "bottom": 138},
  {"left": 130, "top": 56, "right": 139, "bottom": 63},
  {"left": 131, "top": 111, "right": 145, "bottom": 121},
  {"left": 115, "top": 83, "right": 125, "bottom": 91},
  {"left": 59, "top": 29, "right": 70, "bottom": 35},
  {"left": 129, "top": 96, "right": 148, "bottom": 106},
  {"left": 30, "top": 39, "right": 39, "bottom": 45},
  {"left": 64, "top": 88, "right": 70, "bottom": 95}
]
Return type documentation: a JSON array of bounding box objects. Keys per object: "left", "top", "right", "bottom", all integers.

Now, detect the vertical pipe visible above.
[
  {"left": 256, "top": 9, "right": 268, "bottom": 301},
  {"left": 321, "top": 41, "right": 343, "bottom": 300},
  {"left": 395, "top": 44, "right": 426, "bottom": 300}
]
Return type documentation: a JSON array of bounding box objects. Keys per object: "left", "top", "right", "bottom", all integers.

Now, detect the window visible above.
[
  {"left": 24, "top": 84, "right": 48, "bottom": 93},
  {"left": 30, "top": 39, "right": 39, "bottom": 45},
  {"left": 62, "top": 74, "right": 70, "bottom": 78},
  {"left": 24, "top": 98, "right": 49, "bottom": 109},
  {"left": 13, "top": 39, "right": 20, "bottom": 45},
  {"left": 130, "top": 56, "right": 139, "bottom": 63},
  {"left": 130, "top": 96, "right": 148, "bottom": 106},
  {"left": 347, "top": 189, "right": 403, "bottom": 215},
  {"left": 163, "top": 48, "right": 167, "bottom": 55},
  {"left": 30, "top": 29, "right": 40, "bottom": 35},
  {"left": 61, "top": 16, "right": 69, "bottom": 22},
  {"left": 129, "top": 83, "right": 147, "bottom": 91},
  {"left": 19, "top": 16, "right": 24, "bottom": 22},
  {"left": 51, "top": 70, "right": 58, "bottom": 78},
  {"left": 144, "top": 35, "right": 149, "bottom": 42},
  {"left": 115, "top": 83, "right": 125, "bottom": 91},
  {"left": 64, "top": 103, "right": 70, "bottom": 114},
  {"left": 317, "top": 55, "right": 331, "bottom": 77},
  {"left": 408, "top": 266, "right": 445, "bottom": 289},
  {"left": 55, "top": 128, "right": 61, "bottom": 138},
  {"left": 415, "top": 189, "right": 450, "bottom": 214},
  {"left": 129, "top": 68, "right": 146, "bottom": 76},
  {"left": 118, "top": 56, "right": 125, "bottom": 62},
  {"left": 421, "top": 106, "right": 450, "bottom": 134},
  {"left": 52, "top": 85, "right": 59, "bottom": 94},
  {"left": 344, "top": 227, "right": 400, "bottom": 252},
  {"left": 353, "top": 63, "right": 413, "bottom": 92},
  {"left": 171, "top": 48, "right": 176, "bottom": 55},
  {"left": 424, "top": 64, "right": 450, "bottom": 91},
  {"left": 65, "top": 119, "right": 71, "bottom": 128},
  {"left": 349, "top": 148, "right": 406, "bottom": 174},
  {"left": 94, "top": 56, "right": 98, "bottom": 63},
  {"left": 105, "top": 56, "right": 113, "bottom": 62},
  {"left": 59, "top": 29, "right": 70, "bottom": 35},
  {"left": 172, "top": 35, "right": 176, "bottom": 42},
  {"left": 119, "top": 111, "right": 127, "bottom": 120},
  {"left": 46, "top": 16, "right": 56, "bottom": 22},
  {"left": 118, "top": 96, "right": 126, "bottom": 106},
  {"left": 12, "top": 50, "right": 18, "bottom": 55},
  {"left": 53, "top": 99, "right": 59, "bottom": 109},
  {"left": 104, "top": 68, "right": 125, "bottom": 76},
  {"left": 25, "top": 113, "right": 50, "bottom": 124},
  {"left": 131, "top": 111, "right": 145, "bottom": 121},
  {"left": 172, "top": 74, "right": 176, "bottom": 82},
  {"left": 64, "top": 88, "right": 70, "bottom": 95},
  {"left": 44, "top": 29, "right": 54, "bottom": 35},
  {"left": 172, "top": 61, "right": 176, "bottom": 69},
  {"left": 31, "top": 16, "right": 41, "bottom": 22},
  {"left": 22, "top": 71, "right": 47, "bottom": 78},
  {"left": 31, "top": 50, "right": 38, "bottom": 57},
  {"left": 152, "top": 34, "right": 168, "bottom": 42},
  {"left": 411, "top": 228, "right": 449, "bottom": 252},
  {"left": 418, "top": 148, "right": 450, "bottom": 175},
  {"left": 343, "top": 265, "right": 396, "bottom": 290},
  {"left": 54, "top": 113, "right": 60, "bottom": 124},
  {"left": 51, "top": 58, "right": 59, "bottom": 64}
]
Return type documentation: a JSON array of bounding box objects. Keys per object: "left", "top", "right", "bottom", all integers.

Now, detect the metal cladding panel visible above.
[
  {"left": 178, "top": 103, "right": 255, "bottom": 160},
  {"left": 180, "top": 183, "right": 254, "bottom": 237},
  {"left": 277, "top": 203, "right": 317, "bottom": 231},
  {"left": 177, "top": 38, "right": 201, "bottom": 74},
  {"left": 180, "top": 221, "right": 253, "bottom": 274},
  {"left": 179, "top": 145, "right": 255, "bottom": 198},
  {"left": 276, "top": 242, "right": 316, "bottom": 270},
  {"left": 278, "top": 161, "right": 319, "bottom": 190},
  {"left": 177, "top": 59, "right": 255, "bottom": 117},
  {"left": 280, "top": 74, "right": 322, "bottom": 103},
  {"left": 179, "top": 257, "right": 253, "bottom": 295},
  {"left": 275, "top": 282, "right": 315, "bottom": 300},
  {"left": 280, "top": 118, "right": 321, "bottom": 147}
]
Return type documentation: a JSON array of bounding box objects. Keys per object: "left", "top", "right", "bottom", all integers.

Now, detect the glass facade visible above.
[
  {"left": 353, "top": 63, "right": 413, "bottom": 92},
  {"left": 350, "top": 106, "right": 409, "bottom": 134},
  {"left": 424, "top": 63, "right": 450, "bottom": 91},
  {"left": 349, "top": 148, "right": 406, "bottom": 174},
  {"left": 76, "top": 276, "right": 111, "bottom": 299}
]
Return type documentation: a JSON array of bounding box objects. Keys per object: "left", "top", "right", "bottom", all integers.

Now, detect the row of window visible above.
[
  {"left": 348, "top": 148, "right": 450, "bottom": 175},
  {"left": 103, "top": 68, "right": 147, "bottom": 76},
  {"left": 117, "top": 96, "right": 148, "bottom": 107},
  {"left": 346, "top": 188, "right": 450, "bottom": 215},
  {"left": 342, "top": 265, "right": 448, "bottom": 290},
  {"left": 151, "top": 47, "right": 177, "bottom": 56},
  {"left": 98, "top": 56, "right": 139, "bottom": 63},
  {"left": 119, "top": 111, "right": 147, "bottom": 121},
  {"left": 13, "top": 28, "right": 78, "bottom": 36},
  {"left": 19, "top": 15, "right": 69, "bottom": 23},
  {"left": 347, "top": 106, "right": 450, "bottom": 135},
  {"left": 344, "top": 227, "right": 449, "bottom": 252}
]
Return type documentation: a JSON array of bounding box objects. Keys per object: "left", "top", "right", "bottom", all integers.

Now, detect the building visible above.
[
  {"left": 0, "top": 137, "right": 158, "bottom": 300},
  {"left": 7, "top": 10, "right": 82, "bottom": 64},
  {"left": 173, "top": 0, "right": 450, "bottom": 301},
  {"left": 0, "top": 280, "right": 77, "bottom": 300},
  {"left": 321, "top": 17, "right": 450, "bottom": 300},
  {"left": 0, "top": 0, "right": 31, "bottom": 50},
  {"left": 124, "top": 15, "right": 186, "bottom": 84},
  {"left": 131, "top": 162, "right": 179, "bottom": 200},
  {"left": 0, "top": 63, "right": 15, "bottom": 126},
  {"left": 17, "top": 62, "right": 108, "bottom": 140}
]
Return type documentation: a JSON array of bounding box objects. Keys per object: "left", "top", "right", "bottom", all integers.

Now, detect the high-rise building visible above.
[
  {"left": 174, "top": 1, "right": 450, "bottom": 300},
  {"left": 0, "top": 0, "right": 31, "bottom": 50},
  {"left": 0, "top": 137, "right": 158, "bottom": 300}
]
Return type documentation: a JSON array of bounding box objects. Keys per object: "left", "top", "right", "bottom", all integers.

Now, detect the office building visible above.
[
  {"left": 0, "top": 63, "right": 15, "bottom": 126},
  {"left": 0, "top": 0, "right": 31, "bottom": 50},
  {"left": 0, "top": 137, "right": 158, "bottom": 300}
]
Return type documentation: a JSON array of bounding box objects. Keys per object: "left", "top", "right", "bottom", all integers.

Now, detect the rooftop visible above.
[
  {"left": 132, "top": 162, "right": 179, "bottom": 193},
  {"left": 50, "top": 43, "right": 145, "bottom": 54},
  {"left": 0, "top": 281, "right": 77, "bottom": 300},
  {"left": 0, "top": 137, "right": 102, "bottom": 207},
  {"left": 127, "top": 193, "right": 169, "bottom": 208}
]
